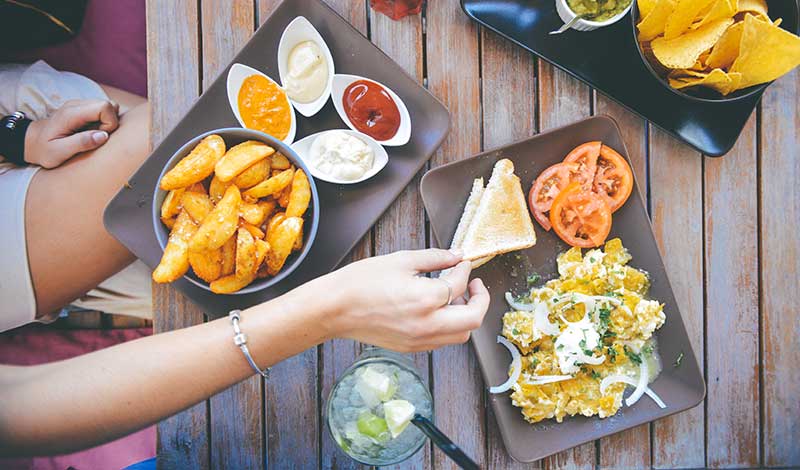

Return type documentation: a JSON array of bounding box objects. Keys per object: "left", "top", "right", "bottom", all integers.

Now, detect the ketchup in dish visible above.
[{"left": 342, "top": 80, "right": 401, "bottom": 141}]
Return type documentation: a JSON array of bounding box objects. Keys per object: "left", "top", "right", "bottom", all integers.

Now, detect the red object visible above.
[
  {"left": 370, "top": 0, "right": 423, "bottom": 20},
  {"left": 343, "top": 80, "right": 401, "bottom": 141}
]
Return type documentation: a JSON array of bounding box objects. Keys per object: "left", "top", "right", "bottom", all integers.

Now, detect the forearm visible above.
[{"left": 0, "top": 283, "right": 339, "bottom": 456}]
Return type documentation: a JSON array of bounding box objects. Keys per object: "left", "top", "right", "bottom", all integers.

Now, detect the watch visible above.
[{"left": 0, "top": 111, "right": 33, "bottom": 166}]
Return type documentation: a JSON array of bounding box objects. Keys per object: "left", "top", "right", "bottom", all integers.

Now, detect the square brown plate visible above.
[
  {"left": 103, "top": 0, "right": 450, "bottom": 317},
  {"left": 420, "top": 116, "right": 704, "bottom": 463}
]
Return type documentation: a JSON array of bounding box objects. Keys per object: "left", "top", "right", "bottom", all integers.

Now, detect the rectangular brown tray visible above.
[
  {"left": 421, "top": 115, "right": 704, "bottom": 462},
  {"left": 103, "top": 0, "right": 450, "bottom": 316}
]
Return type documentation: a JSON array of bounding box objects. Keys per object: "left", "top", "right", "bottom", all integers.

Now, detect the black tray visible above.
[
  {"left": 461, "top": 0, "right": 799, "bottom": 157},
  {"left": 103, "top": 0, "right": 450, "bottom": 317}
]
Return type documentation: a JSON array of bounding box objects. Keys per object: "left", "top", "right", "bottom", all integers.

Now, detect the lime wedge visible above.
[
  {"left": 383, "top": 399, "right": 415, "bottom": 438},
  {"left": 355, "top": 366, "right": 397, "bottom": 407},
  {"left": 356, "top": 411, "right": 390, "bottom": 443}
]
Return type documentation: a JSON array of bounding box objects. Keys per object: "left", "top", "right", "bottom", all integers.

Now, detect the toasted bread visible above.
[
  {"left": 449, "top": 178, "right": 494, "bottom": 268},
  {"left": 459, "top": 159, "right": 536, "bottom": 261}
]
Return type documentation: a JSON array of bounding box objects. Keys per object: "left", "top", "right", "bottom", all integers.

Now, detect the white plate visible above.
[
  {"left": 291, "top": 129, "right": 389, "bottom": 185},
  {"left": 226, "top": 63, "right": 297, "bottom": 144},
  {"left": 277, "top": 16, "right": 335, "bottom": 118},
  {"left": 331, "top": 74, "right": 411, "bottom": 147}
]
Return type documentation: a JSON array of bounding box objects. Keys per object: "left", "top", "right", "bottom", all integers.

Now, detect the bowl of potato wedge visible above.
[{"left": 152, "top": 128, "right": 319, "bottom": 295}]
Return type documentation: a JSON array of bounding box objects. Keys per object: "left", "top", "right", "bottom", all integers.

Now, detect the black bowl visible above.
[
  {"left": 152, "top": 128, "right": 320, "bottom": 295},
  {"left": 631, "top": 0, "right": 800, "bottom": 103}
]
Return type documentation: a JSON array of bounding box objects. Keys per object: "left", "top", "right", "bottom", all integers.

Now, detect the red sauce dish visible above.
[{"left": 342, "top": 79, "right": 401, "bottom": 141}]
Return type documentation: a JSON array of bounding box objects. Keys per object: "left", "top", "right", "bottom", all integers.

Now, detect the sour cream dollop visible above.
[
  {"left": 554, "top": 315, "right": 605, "bottom": 374},
  {"left": 309, "top": 131, "right": 374, "bottom": 182},
  {"left": 285, "top": 40, "right": 328, "bottom": 103}
]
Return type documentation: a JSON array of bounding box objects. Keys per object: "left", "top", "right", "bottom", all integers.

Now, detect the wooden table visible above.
[{"left": 146, "top": 1, "right": 799, "bottom": 468}]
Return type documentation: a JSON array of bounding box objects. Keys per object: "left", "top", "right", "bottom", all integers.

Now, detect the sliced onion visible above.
[
  {"left": 489, "top": 336, "right": 522, "bottom": 394},
  {"left": 575, "top": 352, "right": 606, "bottom": 365},
  {"left": 599, "top": 375, "right": 666, "bottom": 409},
  {"left": 505, "top": 292, "right": 535, "bottom": 311},
  {"left": 534, "top": 302, "right": 561, "bottom": 336},
  {"left": 626, "top": 354, "right": 649, "bottom": 406},
  {"left": 527, "top": 375, "right": 573, "bottom": 385}
]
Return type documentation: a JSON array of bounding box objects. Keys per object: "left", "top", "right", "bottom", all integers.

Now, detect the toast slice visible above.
[
  {"left": 449, "top": 178, "right": 494, "bottom": 268},
  {"left": 459, "top": 159, "right": 536, "bottom": 261}
]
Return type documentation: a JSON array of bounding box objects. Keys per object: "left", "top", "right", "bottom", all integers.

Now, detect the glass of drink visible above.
[{"left": 326, "top": 347, "right": 433, "bottom": 466}]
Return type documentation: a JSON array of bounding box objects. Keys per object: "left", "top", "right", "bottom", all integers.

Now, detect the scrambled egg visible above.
[{"left": 502, "top": 239, "right": 665, "bottom": 423}]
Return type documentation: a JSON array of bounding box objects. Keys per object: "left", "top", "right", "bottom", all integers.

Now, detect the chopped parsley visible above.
[
  {"left": 590, "top": 370, "right": 601, "bottom": 380},
  {"left": 526, "top": 273, "right": 541, "bottom": 286},
  {"left": 641, "top": 344, "right": 654, "bottom": 356},
  {"left": 624, "top": 346, "right": 642, "bottom": 365},
  {"left": 557, "top": 344, "right": 564, "bottom": 351},
  {"left": 674, "top": 351, "right": 684, "bottom": 368},
  {"left": 605, "top": 291, "right": 623, "bottom": 298},
  {"left": 589, "top": 256, "right": 596, "bottom": 263},
  {"left": 603, "top": 330, "right": 617, "bottom": 340},
  {"left": 512, "top": 328, "right": 520, "bottom": 336},
  {"left": 607, "top": 346, "right": 617, "bottom": 363},
  {"left": 598, "top": 307, "right": 612, "bottom": 329}
]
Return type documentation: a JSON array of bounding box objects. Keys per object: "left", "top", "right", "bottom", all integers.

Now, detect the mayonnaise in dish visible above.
[
  {"left": 285, "top": 40, "right": 328, "bottom": 103},
  {"left": 309, "top": 131, "right": 374, "bottom": 182}
]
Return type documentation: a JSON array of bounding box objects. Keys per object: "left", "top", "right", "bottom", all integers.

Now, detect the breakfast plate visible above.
[
  {"left": 460, "top": 0, "right": 799, "bottom": 157},
  {"left": 421, "top": 115, "right": 704, "bottom": 462},
  {"left": 104, "top": 0, "right": 450, "bottom": 315}
]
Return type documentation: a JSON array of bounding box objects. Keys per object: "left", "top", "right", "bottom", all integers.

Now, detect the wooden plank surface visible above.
[
  {"left": 197, "top": 2, "right": 264, "bottom": 469},
  {"left": 759, "top": 70, "right": 800, "bottom": 468},
  {"left": 594, "top": 94, "right": 651, "bottom": 470},
  {"left": 650, "top": 128, "right": 706, "bottom": 469},
  {"left": 147, "top": 0, "right": 800, "bottom": 467},
  {"left": 369, "top": 6, "right": 431, "bottom": 470},
  {"left": 146, "top": 0, "right": 210, "bottom": 468},
  {"left": 426, "top": 1, "right": 486, "bottom": 469},
  {"left": 537, "top": 62, "right": 595, "bottom": 470},
  {"left": 479, "top": 26, "right": 539, "bottom": 470},
  {"left": 704, "top": 114, "right": 760, "bottom": 468}
]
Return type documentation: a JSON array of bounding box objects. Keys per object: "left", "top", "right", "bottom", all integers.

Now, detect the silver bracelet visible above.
[{"left": 228, "top": 310, "right": 270, "bottom": 379}]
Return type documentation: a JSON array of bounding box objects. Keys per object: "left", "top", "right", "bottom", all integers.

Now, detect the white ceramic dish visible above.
[
  {"left": 291, "top": 129, "right": 388, "bottom": 185},
  {"left": 331, "top": 74, "right": 411, "bottom": 147},
  {"left": 555, "top": 0, "right": 633, "bottom": 32},
  {"left": 277, "top": 16, "right": 335, "bottom": 118},
  {"left": 226, "top": 63, "right": 297, "bottom": 144}
]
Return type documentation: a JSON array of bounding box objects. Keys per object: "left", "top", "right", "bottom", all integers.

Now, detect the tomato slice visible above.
[
  {"left": 528, "top": 162, "right": 584, "bottom": 230},
  {"left": 563, "top": 141, "right": 601, "bottom": 185},
  {"left": 592, "top": 145, "right": 633, "bottom": 212},
  {"left": 549, "top": 183, "right": 612, "bottom": 248}
]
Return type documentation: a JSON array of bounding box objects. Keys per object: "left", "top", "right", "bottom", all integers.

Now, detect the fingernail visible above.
[
  {"left": 450, "top": 248, "right": 464, "bottom": 258},
  {"left": 92, "top": 131, "right": 108, "bottom": 144}
]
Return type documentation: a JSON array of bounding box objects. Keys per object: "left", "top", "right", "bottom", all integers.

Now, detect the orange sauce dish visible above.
[{"left": 238, "top": 75, "right": 292, "bottom": 140}]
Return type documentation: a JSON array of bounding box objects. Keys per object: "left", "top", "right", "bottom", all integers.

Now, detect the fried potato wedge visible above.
[
  {"left": 190, "top": 185, "right": 241, "bottom": 251},
  {"left": 209, "top": 174, "right": 232, "bottom": 202},
  {"left": 161, "top": 216, "right": 176, "bottom": 230},
  {"left": 277, "top": 185, "right": 290, "bottom": 208},
  {"left": 243, "top": 168, "right": 294, "bottom": 199},
  {"left": 160, "top": 134, "right": 225, "bottom": 190},
  {"left": 233, "top": 158, "right": 270, "bottom": 189},
  {"left": 189, "top": 247, "right": 223, "bottom": 283},
  {"left": 235, "top": 227, "right": 257, "bottom": 280},
  {"left": 286, "top": 169, "right": 311, "bottom": 217},
  {"left": 215, "top": 140, "right": 274, "bottom": 182},
  {"left": 181, "top": 191, "right": 214, "bottom": 224},
  {"left": 266, "top": 212, "right": 286, "bottom": 238},
  {"left": 153, "top": 211, "right": 197, "bottom": 283},
  {"left": 240, "top": 201, "right": 270, "bottom": 226},
  {"left": 161, "top": 188, "right": 185, "bottom": 220},
  {"left": 239, "top": 220, "right": 265, "bottom": 240},
  {"left": 221, "top": 235, "right": 236, "bottom": 276},
  {"left": 266, "top": 216, "right": 303, "bottom": 275},
  {"left": 255, "top": 239, "right": 270, "bottom": 266},
  {"left": 209, "top": 274, "right": 251, "bottom": 294},
  {"left": 186, "top": 182, "right": 206, "bottom": 193},
  {"left": 271, "top": 152, "right": 291, "bottom": 170}
]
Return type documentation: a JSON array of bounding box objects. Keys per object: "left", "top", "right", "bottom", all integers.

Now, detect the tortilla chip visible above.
[
  {"left": 664, "top": 0, "right": 715, "bottom": 39},
  {"left": 669, "top": 68, "right": 742, "bottom": 95},
  {"left": 638, "top": 0, "right": 677, "bottom": 42},
  {"left": 693, "top": 0, "right": 738, "bottom": 30},
  {"left": 730, "top": 14, "right": 800, "bottom": 88},
  {"left": 737, "top": 0, "right": 769, "bottom": 21},
  {"left": 705, "top": 20, "right": 744, "bottom": 69},
  {"left": 638, "top": 0, "right": 657, "bottom": 18},
  {"left": 652, "top": 18, "right": 734, "bottom": 68}
]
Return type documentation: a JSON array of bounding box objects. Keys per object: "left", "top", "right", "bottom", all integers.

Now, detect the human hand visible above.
[
  {"left": 312, "top": 249, "right": 490, "bottom": 352},
  {"left": 24, "top": 99, "right": 120, "bottom": 168}
]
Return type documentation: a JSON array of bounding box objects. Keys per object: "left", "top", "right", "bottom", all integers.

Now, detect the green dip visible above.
[{"left": 566, "top": 0, "right": 631, "bottom": 22}]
